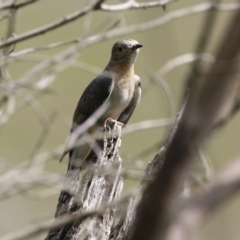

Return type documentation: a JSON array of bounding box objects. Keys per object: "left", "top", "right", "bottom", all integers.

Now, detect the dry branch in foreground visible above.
[
  {"left": 46, "top": 121, "right": 123, "bottom": 240},
  {"left": 130, "top": 7, "right": 240, "bottom": 240}
]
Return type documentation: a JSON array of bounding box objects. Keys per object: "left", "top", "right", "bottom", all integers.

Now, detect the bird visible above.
[{"left": 56, "top": 39, "right": 142, "bottom": 216}]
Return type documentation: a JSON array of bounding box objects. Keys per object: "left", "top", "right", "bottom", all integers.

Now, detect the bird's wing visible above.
[
  {"left": 118, "top": 75, "right": 142, "bottom": 124},
  {"left": 60, "top": 73, "right": 114, "bottom": 162},
  {"left": 72, "top": 73, "right": 114, "bottom": 127}
]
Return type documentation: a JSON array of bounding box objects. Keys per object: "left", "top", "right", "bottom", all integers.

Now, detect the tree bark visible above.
[{"left": 46, "top": 121, "right": 123, "bottom": 240}]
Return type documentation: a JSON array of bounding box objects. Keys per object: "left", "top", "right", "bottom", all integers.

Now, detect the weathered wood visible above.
[
  {"left": 46, "top": 121, "right": 123, "bottom": 240},
  {"left": 110, "top": 95, "right": 188, "bottom": 240}
]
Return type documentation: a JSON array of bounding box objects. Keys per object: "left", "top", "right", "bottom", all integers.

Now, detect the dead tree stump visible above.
[{"left": 46, "top": 121, "right": 123, "bottom": 240}]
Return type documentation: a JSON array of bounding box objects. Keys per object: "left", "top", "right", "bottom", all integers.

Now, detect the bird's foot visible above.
[{"left": 104, "top": 118, "right": 125, "bottom": 128}]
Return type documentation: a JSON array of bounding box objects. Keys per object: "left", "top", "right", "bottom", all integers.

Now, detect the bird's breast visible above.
[{"left": 107, "top": 76, "right": 135, "bottom": 119}]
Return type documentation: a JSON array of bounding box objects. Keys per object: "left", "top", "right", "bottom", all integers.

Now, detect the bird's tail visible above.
[
  {"left": 56, "top": 148, "right": 82, "bottom": 217},
  {"left": 55, "top": 144, "right": 93, "bottom": 217}
]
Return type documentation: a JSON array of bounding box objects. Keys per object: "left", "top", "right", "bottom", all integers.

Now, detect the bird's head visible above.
[{"left": 110, "top": 39, "right": 143, "bottom": 65}]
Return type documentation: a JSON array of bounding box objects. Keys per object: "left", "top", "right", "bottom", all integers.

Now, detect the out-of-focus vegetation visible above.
[{"left": 0, "top": 1, "right": 240, "bottom": 239}]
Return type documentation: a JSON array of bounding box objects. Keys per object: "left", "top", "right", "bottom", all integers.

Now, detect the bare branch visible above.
[
  {"left": 104, "top": 2, "right": 240, "bottom": 40},
  {"left": 157, "top": 52, "right": 215, "bottom": 77},
  {"left": 183, "top": 0, "right": 220, "bottom": 97},
  {"left": 3, "top": 7, "right": 18, "bottom": 55},
  {"left": 0, "top": 1, "right": 238, "bottom": 96},
  {"left": 48, "top": 120, "right": 124, "bottom": 239},
  {"left": 0, "top": 169, "right": 64, "bottom": 200},
  {"left": 1, "top": 1, "right": 240, "bottom": 239},
  {"left": 61, "top": 103, "right": 109, "bottom": 159},
  {"left": 165, "top": 158, "right": 240, "bottom": 240},
  {"left": 149, "top": 74, "right": 175, "bottom": 117},
  {"left": 0, "top": 0, "right": 236, "bottom": 101},
  {"left": 101, "top": 0, "right": 175, "bottom": 11},
  {"left": 0, "top": 11, "right": 12, "bottom": 21},
  {"left": 0, "top": 0, "right": 40, "bottom": 11},
  {"left": 1, "top": 188, "right": 136, "bottom": 240},
  {"left": 130, "top": 7, "right": 240, "bottom": 240},
  {"left": 0, "top": 210, "right": 104, "bottom": 240},
  {"left": 123, "top": 118, "right": 174, "bottom": 135},
  {"left": 111, "top": 93, "right": 188, "bottom": 240},
  {"left": 0, "top": 0, "right": 105, "bottom": 49},
  {"left": 0, "top": 1, "right": 239, "bottom": 51},
  {"left": 3, "top": 38, "right": 81, "bottom": 61}
]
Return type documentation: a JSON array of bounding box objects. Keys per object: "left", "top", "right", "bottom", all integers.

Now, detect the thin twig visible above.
[
  {"left": 29, "top": 111, "right": 58, "bottom": 165},
  {"left": 0, "top": 1, "right": 239, "bottom": 50},
  {"left": 184, "top": 0, "right": 220, "bottom": 95},
  {"left": 149, "top": 74, "right": 175, "bottom": 117},
  {"left": 101, "top": 0, "right": 176, "bottom": 11},
  {"left": 0, "top": 210, "right": 104, "bottom": 240},
  {"left": 0, "top": 0, "right": 105, "bottom": 49},
  {"left": 123, "top": 118, "right": 174, "bottom": 135},
  {"left": 0, "top": 0, "right": 40, "bottom": 10},
  {"left": 1, "top": 1, "right": 238, "bottom": 95},
  {"left": 131, "top": 7, "right": 240, "bottom": 240},
  {"left": 0, "top": 11, "right": 12, "bottom": 21},
  {"left": 3, "top": 38, "right": 81, "bottom": 60},
  {"left": 1, "top": 188, "right": 135, "bottom": 240},
  {"left": 3, "top": 8, "right": 18, "bottom": 55},
  {"left": 157, "top": 52, "right": 215, "bottom": 77},
  {"left": 165, "top": 157, "right": 240, "bottom": 240}
]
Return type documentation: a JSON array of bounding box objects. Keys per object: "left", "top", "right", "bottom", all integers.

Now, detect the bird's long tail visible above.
[
  {"left": 55, "top": 162, "right": 80, "bottom": 217},
  {"left": 55, "top": 144, "right": 92, "bottom": 217}
]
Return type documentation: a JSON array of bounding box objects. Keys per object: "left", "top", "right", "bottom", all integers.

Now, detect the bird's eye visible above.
[{"left": 118, "top": 47, "right": 123, "bottom": 53}]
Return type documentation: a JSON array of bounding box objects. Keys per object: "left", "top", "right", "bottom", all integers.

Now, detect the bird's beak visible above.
[{"left": 132, "top": 44, "right": 143, "bottom": 50}]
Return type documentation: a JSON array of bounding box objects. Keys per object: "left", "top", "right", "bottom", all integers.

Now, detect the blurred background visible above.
[{"left": 0, "top": 0, "right": 240, "bottom": 239}]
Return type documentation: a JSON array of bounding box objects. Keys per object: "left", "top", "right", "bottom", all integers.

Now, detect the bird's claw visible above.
[{"left": 103, "top": 118, "right": 125, "bottom": 128}]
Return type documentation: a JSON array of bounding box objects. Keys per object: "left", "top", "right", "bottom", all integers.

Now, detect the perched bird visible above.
[
  {"left": 56, "top": 39, "right": 142, "bottom": 216},
  {"left": 62, "top": 39, "right": 142, "bottom": 170}
]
